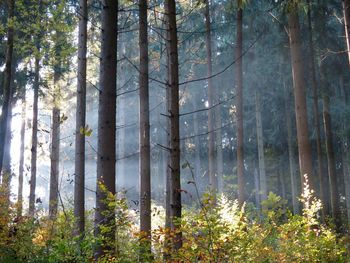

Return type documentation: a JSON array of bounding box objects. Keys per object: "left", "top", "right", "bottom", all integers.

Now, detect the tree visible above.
[
  {"left": 204, "top": 0, "right": 217, "bottom": 193},
  {"left": 235, "top": 1, "right": 244, "bottom": 206},
  {"left": 165, "top": 0, "right": 182, "bottom": 250},
  {"left": 343, "top": 0, "right": 350, "bottom": 65},
  {"left": 74, "top": 0, "right": 87, "bottom": 236},
  {"left": 49, "top": 70, "right": 61, "bottom": 219},
  {"left": 0, "top": 0, "right": 15, "bottom": 176},
  {"left": 17, "top": 91, "right": 26, "bottom": 216},
  {"left": 94, "top": 0, "right": 118, "bottom": 258},
  {"left": 321, "top": 68, "right": 341, "bottom": 228},
  {"left": 29, "top": 0, "right": 44, "bottom": 217},
  {"left": 306, "top": 0, "right": 327, "bottom": 217},
  {"left": 29, "top": 54, "right": 40, "bottom": 216},
  {"left": 287, "top": 3, "right": 314, "bottom": 189},
  {"left": 139, "top": 0, "right": 151, "bottom": 256},
  {"left": 255, "top": 89, "right": 267, "bottom": 201}
]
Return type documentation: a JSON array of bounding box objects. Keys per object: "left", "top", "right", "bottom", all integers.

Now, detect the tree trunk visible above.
[
  {"left": 306, "top": 0, "right": 328, "bottom": 217},
  {"left": 17, "top": 93, "right": 26, "bottom": 217},
  {"left": 192, "top": 99, "right": 201, "bottom": 181},
  {"left": 322, "top": 93, "right": 341, "bottom": 229},
  {"left": 235, "top": 6, "right": 244, "bottom": 206},
  {"left": 343, "top": 0, "right": 350, "bottom": 65},
  {"left": 49, "top": 71, "right": 61, "bottom": 219},
  {"left": 215, "top": 98, "right": 223, "bottom": 194},
  {"left": 255, "top": 89, "right": 267, "bottom": 201},
  {"left": 284, "top": 81, "right": 299, "bottom": 214},
  {"left": 29, "top": 55, "right": 40, "bottom": 216},
  {"left": 204, "top": 0, "right": 217, "bottom": 193},
  {"left": 340, "top": 76, "right": 350, "bottom": 222},
  {"left": 165, "top": 0, "right": 182, "bottom": 250},
  {"left": 288, "top": 7, "right": 314, "bottom": 190},
  {"left": 74, "top": 0, "right": 87, "bottom": 236},
  {"left": 139, "top": 0, "right": 151, "bottom": 256},
  {"left": 94, "top": 0, "right": 118, "bottom": 259},
  {"left": 2, "top": 103, "right": 13, "bottom": 207},
  {"left": 0, "top": 0, "right": 15, "bottom": 175}
]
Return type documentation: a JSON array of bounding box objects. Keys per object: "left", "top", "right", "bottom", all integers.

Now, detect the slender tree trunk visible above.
[
  {"left": 165, "top": 0, "right": 181, "bottom": 250},
  {"left": 255, "top": 89, "right": 267, "bottom": 201},
  {"left": 74, "top": 0, "right": 87, "bottom": 236},
  {"left": 94, "top": 0, "right": 118, "bottom": 258},
  {"left": 253, "top": 167, "right": 260, "bottom": 210},
  {"left": 288, "top": 7, "right": 314, "bottom": 190},
  {"left": 192, "top": 99, "right": 201, "bottom": 181},
  {"left": 2, "top": 103, "right": 13, "bottom": 207},
  {"left": 284, "top": 81, "right": 299, "bottom": 214},
  {"left": 164, "top": 0, "right": 171, "bottom": 232},
  {"left": 322, "top": 93, "right": 341, "bottom": 229},
  {"left": 29, "top": 56, "right": 40, "bottom": 216},
  {"left": 17, "top": 93, "right": 26, "bottom": 217},
  {"left": 235, "top": 6, "right": 244, "bottom": 206},
  {"left": 49, "top": 71, "right": 61, "bottom": 220},
  {"left": 215, "top": 98, "right": 223, "bottom": 194},
  {"left": 340, "top": 76, "right": 350, "bottom": 222},
  {"left": 0, "top": 0, "right": 15, "bottom": 175},
  {"left": 343, "top": 0, "right": 350, "bottom": 65},
  {"left": 204, "top": 0, "right": 217, "bottom": 193},
  {"left": 139, "top": 0, "right": 151, "bottom": 256},
  {"left": 306, "top": 0, "right": 327, "bottom": 217}
]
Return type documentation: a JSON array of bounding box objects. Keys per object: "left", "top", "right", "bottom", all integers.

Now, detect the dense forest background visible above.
[{"left": 0, "top": 0, "right": 350, "bottom": 262}]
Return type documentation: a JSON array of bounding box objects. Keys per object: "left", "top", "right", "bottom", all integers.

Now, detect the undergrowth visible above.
[{"left": 0, "top": 177, "right": 349, "bottom": 262}]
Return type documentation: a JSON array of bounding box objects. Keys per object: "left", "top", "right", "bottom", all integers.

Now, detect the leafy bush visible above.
[{"left": 0, "top": 178, "right": 349, "bottom": 262}]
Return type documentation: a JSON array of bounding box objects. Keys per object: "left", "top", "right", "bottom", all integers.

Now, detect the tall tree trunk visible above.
[
  {"left": 322, "top": 92, "right": 341, "bottom": 229},
  {"left": 288, "top": 6, "right": 314, "bottom": 190},
  {"left": 192, "top": 99, "right": 201, "bottom": 181},
  {"left": 94, "top": 0, "right": 118, "bottom": 259},
  {"left": 215, "top": 98, "right": 223, "bottom": 194},
  {"left": 29, "top": 56, "right": 40, "bottom": 216},
  {"left": 343, "top": 0, "right": 350, "bottom": 65},
  {"left": 235, "top": 6, "right": 244, "bottom": 206},
  {"left": 340, "top": 76, "right": 350, "bottom": 222},
  {"left": 253, "top": 167, "right": 260, "bottom": 210},
  {"left": 49, "top": 71, "right": 61, "bottom": 220},
  {"left": 139, "top": 0, "right": 151, "bottom": 256},
  {"left": 306, "top": 0, "right": 328, "bottom": 217},
  {"left": 74, "top": 0, "right": 87, "bottom": 236},
  {"left": 0, "top": 0, "right": 15, "bottom": 175},
  {"left": 204, "top": 0, "right": 217, "bottom": 193},
  {"left": 165, "top": 0, "right": 182, "bottom": 250},
  {"left": 2, "top": 103, "right": 13, "bottom": 207},
  {"left": 284, "top": 81, "right": 299, "bottom": 214},
  {"left": 255, "top": 89, "right": 267, "bottom": 201},
  {"left": 17, "top": 93, "right": 26, "bottom": 217}
]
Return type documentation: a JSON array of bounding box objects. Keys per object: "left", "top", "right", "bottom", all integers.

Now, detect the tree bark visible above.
[
  {"left": 235, "top": 6, "right": 244, "bottom": 206},
  {"left": 49, "top": 71, "right": 61, "bottom": 220},
  {"left": 288, "top": 7, "right": 314, "bottom": 190},
  {"left": 284, "top": 81, "right": 299, "bottom": 214},
  {"left": 139, "top": 0, "right": 151, "bottom": 256},
  {"left": 322, "top": 93, "right": 341, "bottom": 229},
  {"left": 165, "top": 0, "right": 182, "bottom": 250},
  {"left": 2, "top": 103, "right": 13, "bottom": 208},
  {"left": 17, "top": 93, "right": 26, "bottom": 217},
  {"left": 0, "top": 0, "right": 15, "bottom": 175},
  {"left": 255, "top": 89, "right": 267, "bottom": 201},
  {"left": 29, "top": 55, "right": 40, "bottom": 216},
  {"left": 192, "top": 99, "right": 201, "bottom": 181},
  {"left": 74, "top": 0, "right": 87, "bottom": 236},
  {"left": 306, "top": 0, "right": 328, "bottom": 217},
  {"left": 94, "top": 0, "right": 118, "bottom": 259},
  {"left": 343, "top": 0, "right": 350, "bottom": 65},
  {"left": 204, "top": 0, "right": 217, "bottom": 193}
]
